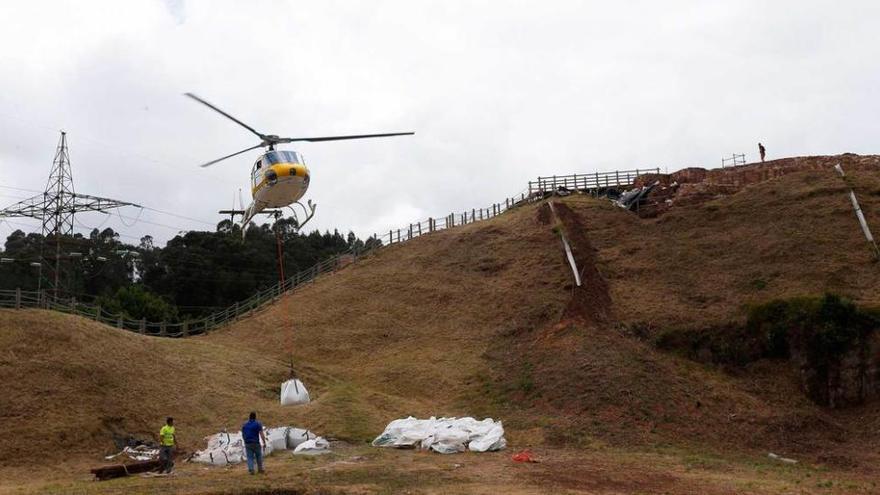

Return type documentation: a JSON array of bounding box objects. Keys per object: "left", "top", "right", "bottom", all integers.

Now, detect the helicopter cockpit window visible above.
[
  {"left": 265, "top": 150, "right": 301, "bottom": 164},
  {"left": 264, "top": 151, "right": 280, "bottom": 164}
]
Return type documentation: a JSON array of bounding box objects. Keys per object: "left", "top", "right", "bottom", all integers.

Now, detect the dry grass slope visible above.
[
  {"left": 0, "top": 310, "right": 290, "bottom": 468},
  {"left": 574, "top": 161, "right": 880, "bottom": 329},
  {"left": 205, "top": 204, "right": 572, "bottom": 442},
  {"left": 1, "top": 155, "right": 879, "bottom": 493}
]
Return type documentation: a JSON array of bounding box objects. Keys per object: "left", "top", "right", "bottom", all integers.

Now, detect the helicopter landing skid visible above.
[{"left": 287, "top": 199, "right": 317, "bottom": 231}]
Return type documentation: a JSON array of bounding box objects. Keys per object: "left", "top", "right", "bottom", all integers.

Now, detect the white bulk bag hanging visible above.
[{"left": 280, "top": 378, "right": 310, "bottom": 406}]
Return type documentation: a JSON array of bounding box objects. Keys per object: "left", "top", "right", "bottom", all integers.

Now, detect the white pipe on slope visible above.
[
  {"left": 548, "top": 202, "right": 582, "bottom": 287},
  {"left": 834, "top": 164, "right": 880, "bottom": 260}
]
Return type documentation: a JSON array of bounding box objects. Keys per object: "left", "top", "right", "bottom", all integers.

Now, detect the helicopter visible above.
[{"left": 185, "top": 93, "right": 414, "bottom": 237}]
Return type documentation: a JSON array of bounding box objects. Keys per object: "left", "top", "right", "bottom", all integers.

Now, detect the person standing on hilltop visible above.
[
  {"left": 759, "top": 142, "right": 766, "bottom": 162},
  {"left": 158, "top": 417, "right": 176, "bottom": 474},
  {"left": 242, "top": 411, "right": 268, "bottom": 475}
]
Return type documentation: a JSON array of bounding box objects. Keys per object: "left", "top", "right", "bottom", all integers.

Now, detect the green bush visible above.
[
  {"left": 656, "top": 294, "right": 879, "bottom": 369},
  {"left": 96, "top": 285, "right": 179, "bottom": 322},
  {"left": 746, "top": 294, "right": 879, "bottom": 366}
]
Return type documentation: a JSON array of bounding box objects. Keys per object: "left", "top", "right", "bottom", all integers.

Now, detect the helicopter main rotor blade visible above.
[
  {"left": 199, "top": 144, "right": 264, "bottom": 168},
  {"left": 184, "top": 93, "right": 266, "bottom": 140},
  {"left": 278, "top": 132, "right": 415, "bottom": 143}
]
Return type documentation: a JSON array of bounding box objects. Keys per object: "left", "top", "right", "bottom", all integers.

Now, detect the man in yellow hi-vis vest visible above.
[{"left": 158, "top": 417, "right": 176, "bottom": 473}]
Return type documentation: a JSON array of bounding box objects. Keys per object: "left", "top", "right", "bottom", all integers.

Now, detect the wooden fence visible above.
[
  {"left": 722, "top": 154, "right": 746, "bottom": 168},
  {"left": 528, "top": 168, "right": 659, "bottom": 196},
  {"left": 1, "top": 167, "right": 646, "bottom": 337}
]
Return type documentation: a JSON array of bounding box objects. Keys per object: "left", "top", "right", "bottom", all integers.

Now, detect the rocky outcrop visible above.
[{"left": 630, "top": 153, "right": 880, "bottom": 217}]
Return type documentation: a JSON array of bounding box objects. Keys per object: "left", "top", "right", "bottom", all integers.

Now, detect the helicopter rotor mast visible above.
[{"left": 184, "top": 93, "right": 414, "bottom": 168}]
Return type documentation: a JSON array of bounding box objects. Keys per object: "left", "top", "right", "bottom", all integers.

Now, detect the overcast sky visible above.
[{"left": 1, "top": 0, "right": 878, "bottom": 246}]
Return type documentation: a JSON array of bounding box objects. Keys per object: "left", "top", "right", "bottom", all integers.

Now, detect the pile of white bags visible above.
[
  {"left": 280, "top": 379, "right": 310, "bottom": 406},
  {"left": 192, "top": 426, "right": 320, "bottom": 466},
  {"left": 372, "top": 417, "right": 507, "bottom": 454}
]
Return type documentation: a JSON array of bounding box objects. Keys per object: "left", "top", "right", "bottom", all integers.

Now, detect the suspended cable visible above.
[
  {"left": 141, "top": 206, "right": 217, "bottom": 227},
  {"left": 116, "top": 207, "right": 145, "bottom": 228},
  {"left": 75, "top": 213, "right": 112, "bottom": 232},
  {"left": 0, "top": 192, "right": 31, "bottom": 201},
  {"left": 0, "top": 184, "right": 43, "bottom": 194},
  {"left": 115, "top": 213, "right": 190, "bottom": 232}
]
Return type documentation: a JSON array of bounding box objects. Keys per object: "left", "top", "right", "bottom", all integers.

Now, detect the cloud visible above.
[{"left": 164, "top": 0, "right": 186, "bottom": 25}]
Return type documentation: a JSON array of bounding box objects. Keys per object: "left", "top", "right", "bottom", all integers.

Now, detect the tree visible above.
[{"left": 96, "top": 285, "right": 178, "bottom": 322}]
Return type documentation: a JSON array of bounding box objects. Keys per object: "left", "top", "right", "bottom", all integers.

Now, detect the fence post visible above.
[
  {"left": 139, "top": 319, "right": 146, "bottom": 334},
  {"left": 95, "top": 305, "right": 101, "bottom": 321},
  {"left": 14, "top": 288, "right": 21, "bottom": 309},
  {"left": 389, "top": 230, "right": 393, "bottom": 244},
  {"left": 234, "top": 302, "right": 240, "bottom": 320},
  {"left": 182, "top": 320, "right": 190, "bottom": 337},
  {"left": 409, "top": 224, "right": 413, "bottom": 240},
  {"left": 417, "top": 222, "right": 422, "bottom": 236},
  {"left": 159, "top": 321, "right": 167, "bottom": 337},
  {"left": 117, "top": 316, "right": 123, "bottom": 329},
  {"left": 429, "top": 218, "right": 433, "bottom": 232}
]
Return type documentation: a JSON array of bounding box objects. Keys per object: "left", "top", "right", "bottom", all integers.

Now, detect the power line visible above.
[
  {"left": 0, "top": 184, "right": 43, "bottom": 194},
  {"left": 141, "top": 206, "right": 217, "bottom": 227},
  {"left": 116, "top": 212, "right": 198, "bottom": 232},
  {"left": 0, "top": 193, "right": 31, "bottom": 201}
]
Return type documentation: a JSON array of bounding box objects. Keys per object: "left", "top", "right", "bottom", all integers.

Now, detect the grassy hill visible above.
[
  {"left": 2, "top": 155, "right": 879, "bottom": 493},
  {"left": 0, "top": 310, "right": 290, "bottom": 468}
]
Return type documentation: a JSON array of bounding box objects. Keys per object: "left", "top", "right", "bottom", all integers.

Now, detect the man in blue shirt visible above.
[{"left": 241, "top": 411, "right": 268, "bottom": 474}]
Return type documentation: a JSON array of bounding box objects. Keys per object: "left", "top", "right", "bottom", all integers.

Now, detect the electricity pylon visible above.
[{"left": 0, "top": 131, "right": 141, "bottom": 297}]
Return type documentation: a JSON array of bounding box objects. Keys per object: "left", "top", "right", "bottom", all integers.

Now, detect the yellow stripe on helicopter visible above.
[{"left": 252, "top": 163, "right": 310, "bottom": 194}]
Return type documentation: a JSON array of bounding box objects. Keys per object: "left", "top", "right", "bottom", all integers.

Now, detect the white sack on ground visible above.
[
  {"left": 280, "top": 379, "right": 310, "bottom": 406},
  {"left": 191, "top": 431, "right": 247, "bottom": 466},
  {"left": 287, "top": 427, "right": 317, "bottom": 449},
  {"left": 372, "top": 417, "right": 507, "bottom": 454},
  {"left": 293, "top": 437, "right": 331, "bottom": 455},
  {"left": 264, "top": 427, "right": 290, "bottom": 452},
  {"left": 192, "top": 426, "right": 318, "bottom": 465}
]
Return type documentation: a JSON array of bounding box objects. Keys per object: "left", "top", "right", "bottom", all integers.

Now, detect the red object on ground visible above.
[{"left": 512, "top": 450, "right": 537, "bottom": 463}]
